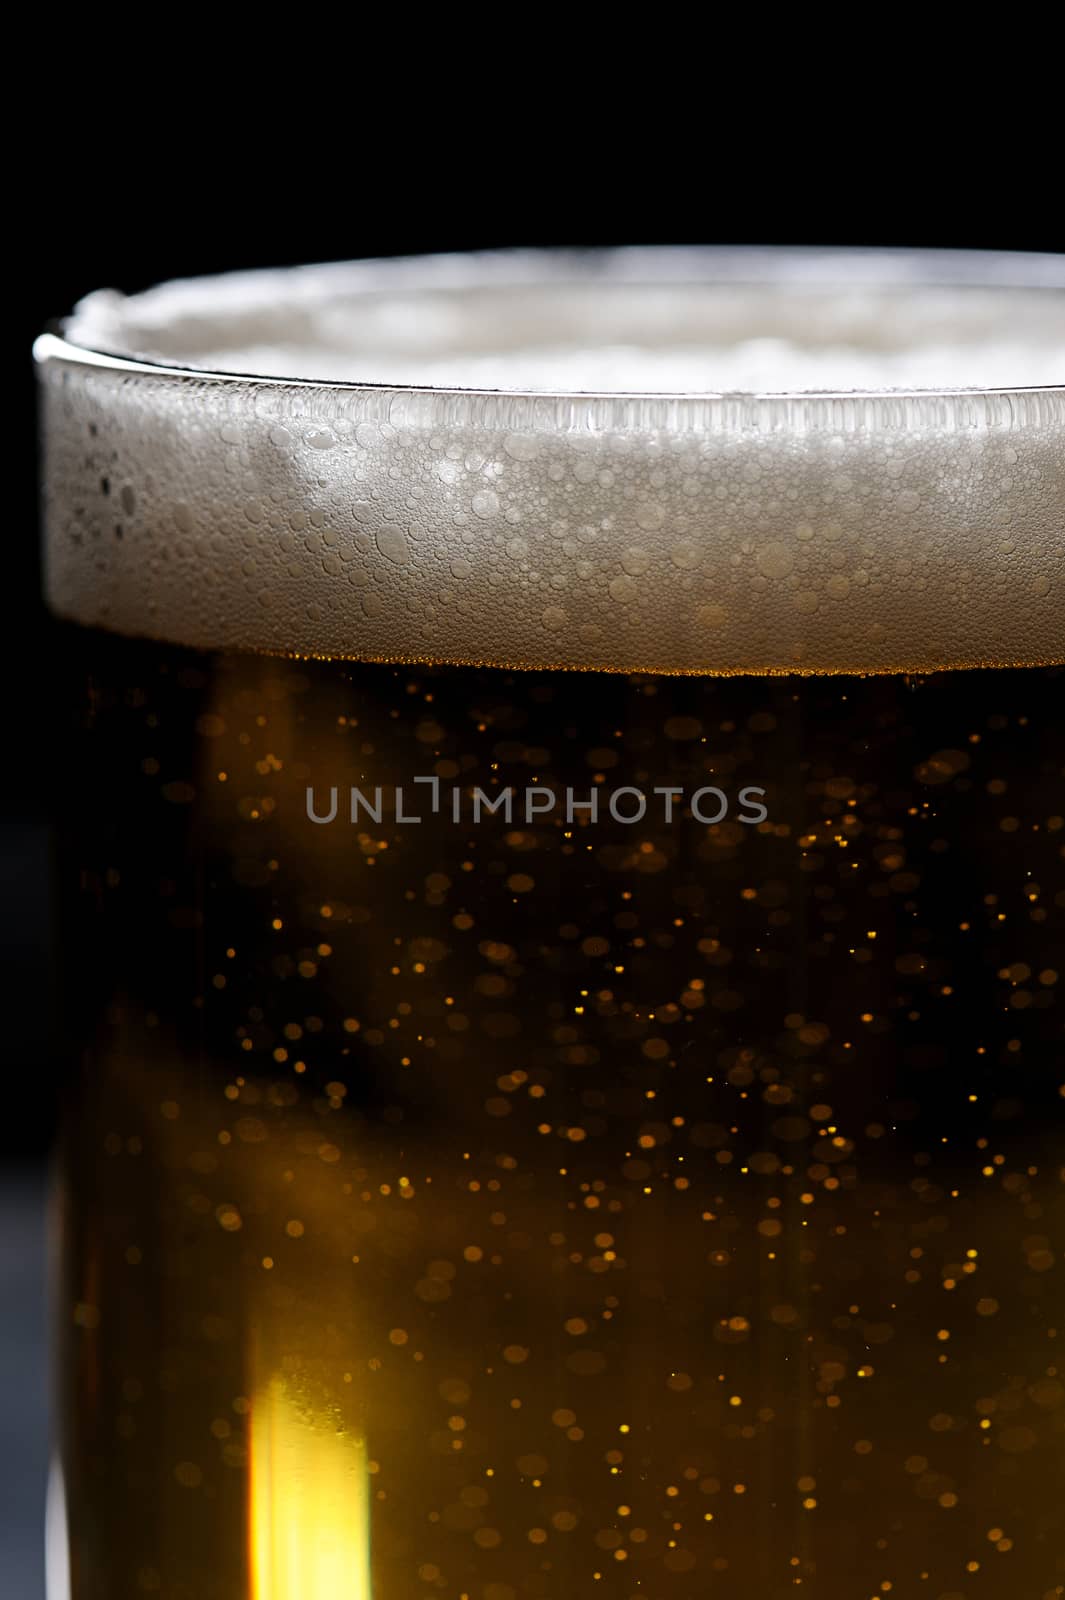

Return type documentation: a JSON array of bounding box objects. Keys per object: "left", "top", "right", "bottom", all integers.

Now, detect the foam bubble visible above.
[{"left": 37, "top": 248, "right": 1065, "bottom": 673}]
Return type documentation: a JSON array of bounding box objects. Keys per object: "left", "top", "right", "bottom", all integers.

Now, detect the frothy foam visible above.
[
  {"left": 65, "top": 248, "right": 1065, "bottom": 392},
  {"left": 38, "top": 248, "right": 1065, "bottom": 673},
  {"left": 62, "top": 335, "right": 1065, "bottom": 393}
]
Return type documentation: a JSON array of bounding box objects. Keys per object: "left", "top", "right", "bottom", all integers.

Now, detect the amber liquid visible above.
[{"left": 56, "top": 631, "right": 1065, "bottom": 1598}]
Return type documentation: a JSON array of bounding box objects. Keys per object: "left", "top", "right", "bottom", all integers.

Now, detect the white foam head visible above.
[{"left": 37, "top": 247, "right": 1065, "bottom": 672}]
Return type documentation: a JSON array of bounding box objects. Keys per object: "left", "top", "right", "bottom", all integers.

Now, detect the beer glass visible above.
[{"left": 36, "top": 249, "right": 1065, "bottom": 1599}]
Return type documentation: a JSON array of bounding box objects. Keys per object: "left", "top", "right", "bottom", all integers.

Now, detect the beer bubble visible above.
[
  {"left": 620, "top": 548, "right": 651, "bottom": 576},
  {"left": 635, "top": 502, "right": 665, "bottom": 532},
  {"left": 756, "top": 542, "right": 795, "bottom": 580},
  {"left": 503, "top": 434, "right": 540, "bottom": 461},
  {"left": 471, "top": 490, "right": 500, "bottom": 519},
  {"left": 375, "top": 524, "right": 410, "bottom": 566}
]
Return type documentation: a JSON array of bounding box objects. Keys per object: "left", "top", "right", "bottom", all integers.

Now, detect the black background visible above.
[{"left": 4, "top": 98, "right": 1063, "bottom": 1165}]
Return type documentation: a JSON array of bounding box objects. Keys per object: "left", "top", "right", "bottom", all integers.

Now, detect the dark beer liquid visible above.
[{"left": 57, "top": 630, "right": 1065, "bottom": 1599}]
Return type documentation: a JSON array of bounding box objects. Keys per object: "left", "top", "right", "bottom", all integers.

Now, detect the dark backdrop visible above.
[{"left": 5, "top": 123, "right": 1064, "bottom": 1164}]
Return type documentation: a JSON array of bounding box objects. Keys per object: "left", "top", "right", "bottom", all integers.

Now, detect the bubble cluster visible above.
[{"left": 36, "top": 249, "right": 1065, "bottom": 674}]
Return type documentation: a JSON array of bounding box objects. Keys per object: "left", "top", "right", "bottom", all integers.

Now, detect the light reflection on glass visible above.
[{"left": 250, "top": 1369, "right": 371, "bottom": 1600}]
